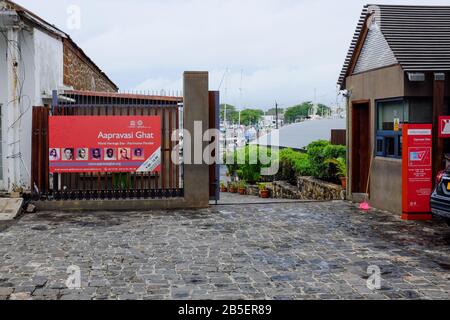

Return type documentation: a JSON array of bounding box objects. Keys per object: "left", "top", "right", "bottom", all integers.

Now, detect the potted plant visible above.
[
  {"left": 328, "top": 158, "right": 347, "bottom": 188},
  {"left": 229, "top": 182, "right": 238, "bottom": 194},
  {"left": 238, "top": 181, "right": 247, "bottom": 195},
  {"left": 220, "top": 181, "right": 228, "bottom": 193},
  {"left": 258, "top": 183, "right": 270, "bottom": 198}
]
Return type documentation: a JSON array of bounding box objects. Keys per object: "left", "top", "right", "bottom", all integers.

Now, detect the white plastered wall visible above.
[{"left": 0, "top": 26, "right": 63, "bottom": 191}]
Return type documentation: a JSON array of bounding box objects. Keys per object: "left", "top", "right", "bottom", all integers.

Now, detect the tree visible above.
[
  {"left": 240, "top": 109, "right": 264, "bottom": 126},
  {"left": 220, "top": 104, "right": 239, "bottom": 124},
  {"left": 284, "top": 102, "right": 314, "bottom": 123},
  {"left": 317, "top": 104, "right": 331, "bottom": 116},
  {"left": 266, "top": 107, "right": 284, "bottom": 116}
]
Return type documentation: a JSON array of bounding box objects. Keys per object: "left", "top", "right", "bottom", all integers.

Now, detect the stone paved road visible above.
[
  {"left": 211, "top": 191, "right": 305, "bottom": 205},
  {"left": 0, "top": 200, "right": 449, "bottom": 300}
]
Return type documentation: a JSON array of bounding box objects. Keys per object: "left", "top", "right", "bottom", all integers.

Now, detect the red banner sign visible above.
[
  {"left": 49, "top": 116, "right": 161, "bottom": 173},
  {"left": 402, "top": 124, "right": 433, "bottom": 214},
  {"left": 438, "top": 116, "right": 450, "bottom": 138}
]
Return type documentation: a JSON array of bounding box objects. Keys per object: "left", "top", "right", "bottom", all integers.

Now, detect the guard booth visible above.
[
  {"left": 31, "top": 72, "right": 219, "bottom": 211},
  {"left": 338, "top": 5, "right": 450, "bottom": 217}
]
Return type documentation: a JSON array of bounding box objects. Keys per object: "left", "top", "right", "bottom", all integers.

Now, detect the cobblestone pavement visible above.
[
  {"left": 211, "top": 192, "right": 303, "bottom": 205},
  {"left": 0, "top": 200, "right": 450, "bottom": 300}
]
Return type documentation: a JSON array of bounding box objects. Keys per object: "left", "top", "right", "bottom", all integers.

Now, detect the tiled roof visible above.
[
  {"left": 2, "top": 0, "right": 118, "bottom": 91},
  {"left": 338, "top": 4, "right": 450, "bottom": 87}
]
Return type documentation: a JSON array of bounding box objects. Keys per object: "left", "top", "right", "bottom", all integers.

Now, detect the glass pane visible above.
[
  {"left": 376, "top": 138, "right": 384, "bottom": 154},
  {"left": 409, "top": 99, "right": 433, "bottom": 124},
  {"left": 377, "top": 100, "right": 406, "bottom": 131},
  {"left": 385, "top": 137, "right": 395, "bottom": 157}
]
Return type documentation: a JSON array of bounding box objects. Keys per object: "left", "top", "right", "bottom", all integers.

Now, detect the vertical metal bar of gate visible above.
[{"left": 209, "top": 91, "right": 220, "bottom": 201}]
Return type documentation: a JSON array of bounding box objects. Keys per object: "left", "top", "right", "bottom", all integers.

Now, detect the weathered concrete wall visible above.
[
  {"left": 34, "top": 29, "right": 63, "bottom": 104},
  {"left": 371, "top": 157, "right": 402, "bottom": 214},
  {"left": 183, "top": 71, "right": 210, "bottom": 208},
  {"left": 17, "top": 29, "right": 37, "bottom": 190},
  {"left": 63, "top": 39, "right": 117, "bottom": 92},
  {"left": 0, "top": 21, "right": 116, "bottom": 191},
  {"left": 346, "top": 65, "right": 404, "bottom": 213},
  {"left": 0, "top": 34, "right": 7, "bottom": 185},
  {"left": 271, "top": 178, "right": 343, "bottom": 201},
  {"left": 0, "top": 27, "right": 64, "bottom": 191}
]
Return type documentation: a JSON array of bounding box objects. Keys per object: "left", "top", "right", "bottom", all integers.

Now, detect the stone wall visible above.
[
  {"left": 63, "top": 39, "right": 118, "bottom": 92},
  {"left": 271, "top": 177, "right": 344, "bottom": 201},
  {"left": 246, "top": 185, "right": 259, "bottom": 197}
]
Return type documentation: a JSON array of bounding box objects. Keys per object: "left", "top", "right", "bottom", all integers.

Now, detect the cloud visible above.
[
  {"left": 13, "top": 0, "right": 450, "bottom": 109},
  {"left": 134, "top": 65, "right": 342, "bottom": 109}
]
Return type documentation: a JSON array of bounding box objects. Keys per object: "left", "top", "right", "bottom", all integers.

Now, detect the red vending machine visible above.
[{"left": 402, "top": 124, "right": 433, "bottom": 220}]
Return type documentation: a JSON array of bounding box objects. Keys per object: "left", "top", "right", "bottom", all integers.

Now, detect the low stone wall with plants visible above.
[
  {"left": 271, "top": 177, "right": 344, "bottom": 201},
  {"left": 223, "top": 140, "right": 347, "bottom": 201},
  {"left": 245, "top": 185, "right": 259, "bottom": 197}
]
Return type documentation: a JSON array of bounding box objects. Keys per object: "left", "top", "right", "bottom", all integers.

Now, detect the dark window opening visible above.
[
  {"left": 376, "top": 99, "right": 405, "bottom": 158},
  {"left": 385, "top": 137, "right": 395, "bottom": 157},
  {"left": 376, "top": 98, "right": 433, "bottom": 159}
]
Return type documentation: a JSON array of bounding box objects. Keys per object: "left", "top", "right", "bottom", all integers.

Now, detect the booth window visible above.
[
  {"left": 376, "top": 98, "right": 433, "bottom": 158},
  {"left": 376, "top": 99, "right": 407, "bottom": 158}
]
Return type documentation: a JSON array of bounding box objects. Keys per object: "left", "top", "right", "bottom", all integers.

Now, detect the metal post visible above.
[
  {"left": 275, "top": 101, "right": 279, "bottom": 129},
  {"left": 51, "top": 90, "right": 58, "bottom": 115}
]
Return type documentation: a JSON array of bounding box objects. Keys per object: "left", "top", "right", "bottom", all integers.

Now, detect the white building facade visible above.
[{"left": 0, "top": 1, "right": 117, "bottom": 192}]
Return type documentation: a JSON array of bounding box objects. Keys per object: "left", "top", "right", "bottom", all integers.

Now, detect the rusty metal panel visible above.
[
  {"left": 31, "top": 106, "right": 50, "bottom": 195},
  {"left": 331, "top": 129, "right": 347, "bottom": 146},
  {"left": 209, "top": 91, "right": 220, "bottom": 201}
]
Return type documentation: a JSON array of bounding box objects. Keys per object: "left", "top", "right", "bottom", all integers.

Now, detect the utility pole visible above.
[
  {"left": 238, "top": 69, "right": 243, "bottom": 127},
  {"left": 223, "top": 68, "right": 229, "bottom": 152},
  {"left": 275, "top": 101, "right": 279, "bottom": 129}
]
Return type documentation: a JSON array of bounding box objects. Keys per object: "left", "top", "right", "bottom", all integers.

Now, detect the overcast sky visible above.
[{"left": 13, "top": 0, "right": 450, "bottom": 110}]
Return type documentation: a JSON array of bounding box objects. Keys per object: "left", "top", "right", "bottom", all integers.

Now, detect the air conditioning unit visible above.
[
  {"left": 408, "top": 73, "right": 425, "bottom": 82},
  {"left": 435, "top": 73, "right": 446, "bottom": 81}
]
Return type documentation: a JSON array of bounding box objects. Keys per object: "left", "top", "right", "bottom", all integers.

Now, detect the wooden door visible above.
[{"left": 352, "top": 102, "right": 370, "bottom": 193}]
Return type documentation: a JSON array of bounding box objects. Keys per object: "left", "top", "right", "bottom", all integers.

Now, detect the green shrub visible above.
[
  {"left": 307, "top": 140, "right": 346, "bottom": 180},
  {"left": 307, "top": 140, "right": 329, "bottom": 178},
  {"left": 326, "top": 157, "right": 347, "bottom": 177},
  {"left": 323, "top": 144, "right": 346, "bottom": 160},
  {"left": 225, "top": 145, "right": 275, "bottom": 183},
  {"left": 225, "top": 141, "right": 346, "bottom": 183},
  {"left": 278, "top": 148, "right": 312, "bottom": 183},
  {"left": 258, "top": 182, "right": 268, "bottom": 191}
]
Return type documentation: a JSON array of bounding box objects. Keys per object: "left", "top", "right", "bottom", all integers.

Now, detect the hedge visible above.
[
  {"left": 225, "top": 145, "right": 275, "bottom": 183},
  {"left": 307, "top": 140, "right": 346, "bottom": 180},
  {"left": 225, "top": 140, "right": 346, "bottom": 184},
  {"left": 278, "top": 148, "right": 312, "bottom": 183}
]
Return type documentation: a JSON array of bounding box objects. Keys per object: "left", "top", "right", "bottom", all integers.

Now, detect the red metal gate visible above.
[{"left": 31, "top": 91, "right": 183, "bottom": 201}]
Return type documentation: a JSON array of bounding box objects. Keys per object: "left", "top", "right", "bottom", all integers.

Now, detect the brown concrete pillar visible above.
[
  {"left": 183, "top": 71, "right": 210, "bottom": 208},
  {"left": 433, "top": 73, "right": 445, "bottom": 181}
]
